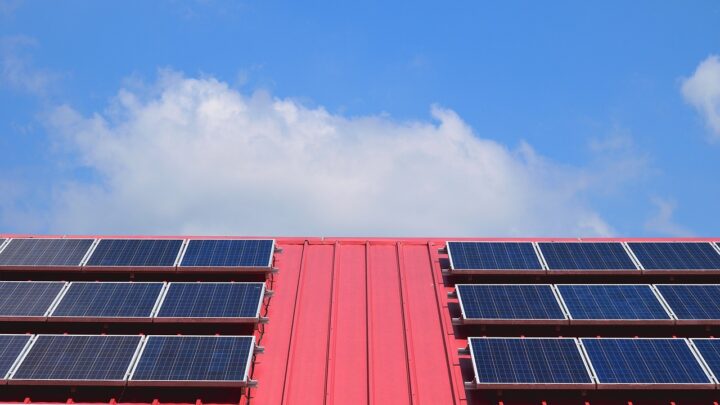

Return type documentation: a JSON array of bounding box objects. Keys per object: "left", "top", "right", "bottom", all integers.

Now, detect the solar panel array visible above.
[
  {"left": 0, "top": 238, "right": 93, "bottom": 267},
  {"left": 654, "top": 285, "right": 720, "bottom": 322},
  {"left": 447, "top": 242, "right": 542, "bottom": 271},
  {"left": 0, "top": 238, "right": 276, "bottom": 272},
  {"left": 556, "top": 284, "right": 671, "bottom": 322},
  {"left": 456, "top": 284, "right": 565, "bottom": 322},
  {"left": 539, "top": 242, "right": 637, "bottom": 271},
  {"left": 180, "top": 239, "right": 274, "bottom": 268},
  {"left": 0, "top": 334, "right": 256, "bottom": 386},
  {"left": 0, "top": 281, "right": 65, "bottom": 319},
  {"left": 129, "top": 336, "right": 254, "bottom": 385},
  {"left": 50, "top": 282, "right": 164, "bottom": 320},
  {"left": 157, "top": 282, "right": 264, "bottom": 320},
  {"left": 628, "top": 242, "right": 720, "bottom": 270}
]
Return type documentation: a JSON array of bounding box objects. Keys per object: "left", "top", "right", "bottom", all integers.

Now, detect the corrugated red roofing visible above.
[{"left": 2, "top": 235, "right": 720, "bottom": 405}]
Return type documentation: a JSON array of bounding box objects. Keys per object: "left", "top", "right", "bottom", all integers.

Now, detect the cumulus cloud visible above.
[
  {"left": 41, "top": 71, "right": 636, "bottom": 236},
  {"left": 644, "top": 197, "right": 693, "bottom": 237},
  {"left": 0, "top": 35, "right": 59, "bottom": 96},
  {"left": 682, "top": 55, "right": 720, "bottom": 140}
]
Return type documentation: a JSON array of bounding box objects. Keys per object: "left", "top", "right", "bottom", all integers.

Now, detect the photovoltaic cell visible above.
[
  {"left": 538, "top": 242, "right": 637, "bottom": 271},
  {"left": 689, "top": 339, "right": 720, "bottom": 382},
  {"left": 180, "top": 240, "right": 274, "bottom": 268},
  {"left": 655, "top": 285, "right": 720, "bottom": 321},
  {"left": 86, "top": 239, "right": 182, "bottom": 267},
  {"left": 556, "top": 285, "right": 671, "bottom": 321},
  {"left": 0, "top": 238, "right": 93, "bottom": 267},
  {"left": 0, "top": 282, "right": 66, "bottom": 318},
  {"left": 456, "top": 284, "right": 565, "bottom": 321},
  {"left": 157, "top": 283, "right": 264, "bottom": 320},
  {"left": 50, "top": 282, "right": 164, "bottom": 319},
  {"left": 469, "top": 338, "right": 592, "bottom": 385},
  {"left": 0, "top": 335, "right": 32, "bottom": 379},
  {"left": 581, "top": 338, "right": 711, "bottom": 385},
  {"left": 130, "top": 336, "right": 254, "bottom": 384},
  {"left": 447, "top": 242, "right": 542, "bottom": 270},
  {"left": 11, "top": 335, "right": 142, "bottom": 382},
  {"left": 629, "top": 242, "right": 720, "bottom": 270}
]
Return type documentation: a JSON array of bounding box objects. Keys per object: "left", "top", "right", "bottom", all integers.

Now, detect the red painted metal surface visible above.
[{"left": 2, "top": 235, "right": 720, "bottom": 405}]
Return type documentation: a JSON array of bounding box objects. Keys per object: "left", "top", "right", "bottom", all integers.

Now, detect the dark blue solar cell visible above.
[
  {"left": 0, "top": 238, "right": 93, "bottom": 266},
  {"left": 447, "top": 242, "right": 542, "bottom": 270},
  {"left": 180, "top": 240, "right": 274, "bottom": 268},
  {"left": 86, "top": 239, "right": 182, "bottom": 267},
  {"left": 131, "top": 336, "right": 254, "bottom": 382},
  {"left": 539, "top": 242, "right": 637, "bottom": 270},
  {"left": 581, "top": 338, "right": 711, "bottom": 385},
  {"left": 0, "top": 335, "right": 32, "bottom": 379},
  {"left": 469, "top": 338, "right": 592, "bottom": 385},
  {"left": 50, "top": 282, "right": 164, "bottom": 319},
  {"left": 157, "top": 283, "right": 264, "bottom": 319},
  {"left": 557, "top": 285, "right": 670, "bottom": 321},
  {"left": 12, "top": 335, "right": 142, "bottom": 382},
  {"left": 0, "top": 282, "right": 66, "bottom": 317},
  {"left": 457, "top": 284, "right": 565, "bottom": 320},
  {"left": 690, "top": 339, "right": 720, "bottom": 381},
  {"left": 655, "top": 285, "right": 720, "bottom": 320},
  {"left": 629, "top": 242, "right": 720, "bottom": 270}
]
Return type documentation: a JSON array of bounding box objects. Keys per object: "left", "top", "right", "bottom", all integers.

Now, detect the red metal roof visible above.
[{"left": 3, "top": 235, "right": 720, "bottom": 405}]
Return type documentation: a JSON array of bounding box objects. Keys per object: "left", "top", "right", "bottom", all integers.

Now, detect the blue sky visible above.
[{"left": 1, "top": 0, "right": 720, "bottom": 236}]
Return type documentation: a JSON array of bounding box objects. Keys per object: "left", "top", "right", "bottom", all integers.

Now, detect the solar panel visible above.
[
  {"left": 180, "top": 239, "right": 274, "bottom": 270},
  {"left": 655, "top": 285, "right": 720, "bottom": 323},
  {"left": 628, "top": 242, "right": 720, "bottom": 271},
  {"left": 467, "top": 337, "right": 593, "bottom": 389},
  {"left": 580, "top": 338, "right": 713, "bottom": 388},
  {"left": 456, "top": 284, "right": 566, "bottom": 324},
  {"left": 538, "top": 242, "right": 637, "bottom": 272},
  {"left": 85, "top": 239, "right": 183, "bottom": 269},
  {"left": 156, "top": 282, "right": 264, "bottom": 322},
  {"left": 129, "top": 336, "right": 255, "bottom": 386},
  {"left": 49, "top": 282, "right": 164, "bottom": 322},
  {"left": 556, "top": 284, "right": 672, "bottom": 323},
  {"left": 689, "top": 339, "right": 720, "bottom": 384},
  {"left": 0, "top": 238, "right": 93, "bottom": 268},
  {"left": 0, "top": 282, "right": 66, "bottom": 321},
  {"left": 0, "top": 335, "right": 33, "bottom": 380},
  {"left": 446, "top": 242, "right": 543, "bottom": 273},
  {"left": 9, "top": 335, "right": 142, "bottom": 385}
]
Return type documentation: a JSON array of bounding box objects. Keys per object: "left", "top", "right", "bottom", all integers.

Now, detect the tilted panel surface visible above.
[
  {"left": 629, "top": 242, "right": 720, "bottom": 270},
  {"left": 655, "top": 285, "right": 720, "bottom": 320},
  {"left": 469, "top": 338, "right": 592, "bottom": 385},
  {"left": 448, "top": 242, "right": 541, "bottom": 270},
  {"left": 556, "top": 285, "right": 671, "bottom": 321},
  {"left": 11, "top": 335, "right": 142, "bottom": 382},
  {"left": 0, "top": 335, "right": 32, "bottom": 378},
  {"left": 156, "top": 283, "right": 263, "bottom": 319},
  {"left": 180, "top": 239, "right": 273, "bottom": 267},
  {"left": 457, "top": 284, "right": 565, "bottom": 320},
  {"left": 580, "top": 338, "right": 711, "bottom": 385},
  {"left": 50, "top": 282, "right": 163, "bottom": 318},
  {"left": 689, "top": 339, "right": 720, "bottom": 382},
  {"left": 130, "top": 336, "right": 253, "bottom": 383},
  {"left": 0, "top": 238, "right": 93, "bottom": 266},
  {"left": 0, "top": 282, "right": 65, "bottom": 317},
  {"left": 86, "top": 239, "right": 182, "bottom": 267},
  {"left": 539, "top": 242, "right": 636, "bottom": 270}
]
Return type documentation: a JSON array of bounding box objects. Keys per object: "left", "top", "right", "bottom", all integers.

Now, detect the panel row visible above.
[
  {"left": 465, "top": 337, "right": 720, "bottom": 390},
  {"left": 0, "top": 238, "right": 276, "bottom": 272},
  {"left": 446, "top": 241, "right": 720, "bottom": 274},
  {"left": 455, "top": 284, "right": 720, "bottom": 325},
  {"left": 0, "top": 334, "right": 256, "bottom": 387},
  {"left": 0, "top": 281, "right": 265, "bottom": 323}
]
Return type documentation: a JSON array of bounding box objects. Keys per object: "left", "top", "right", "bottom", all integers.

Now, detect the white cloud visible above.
[
  {"left": 682, "top": 55, "right": 720, "bottom": 140},
  {"left": 42, "top": 71, "right": 640, "bottom": 237},
  {"left": 0, "top": 35, "right": 59, "bottom": 96},
  {"left": 644, "top": 197, "right": 693, "bottom": 237}
]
